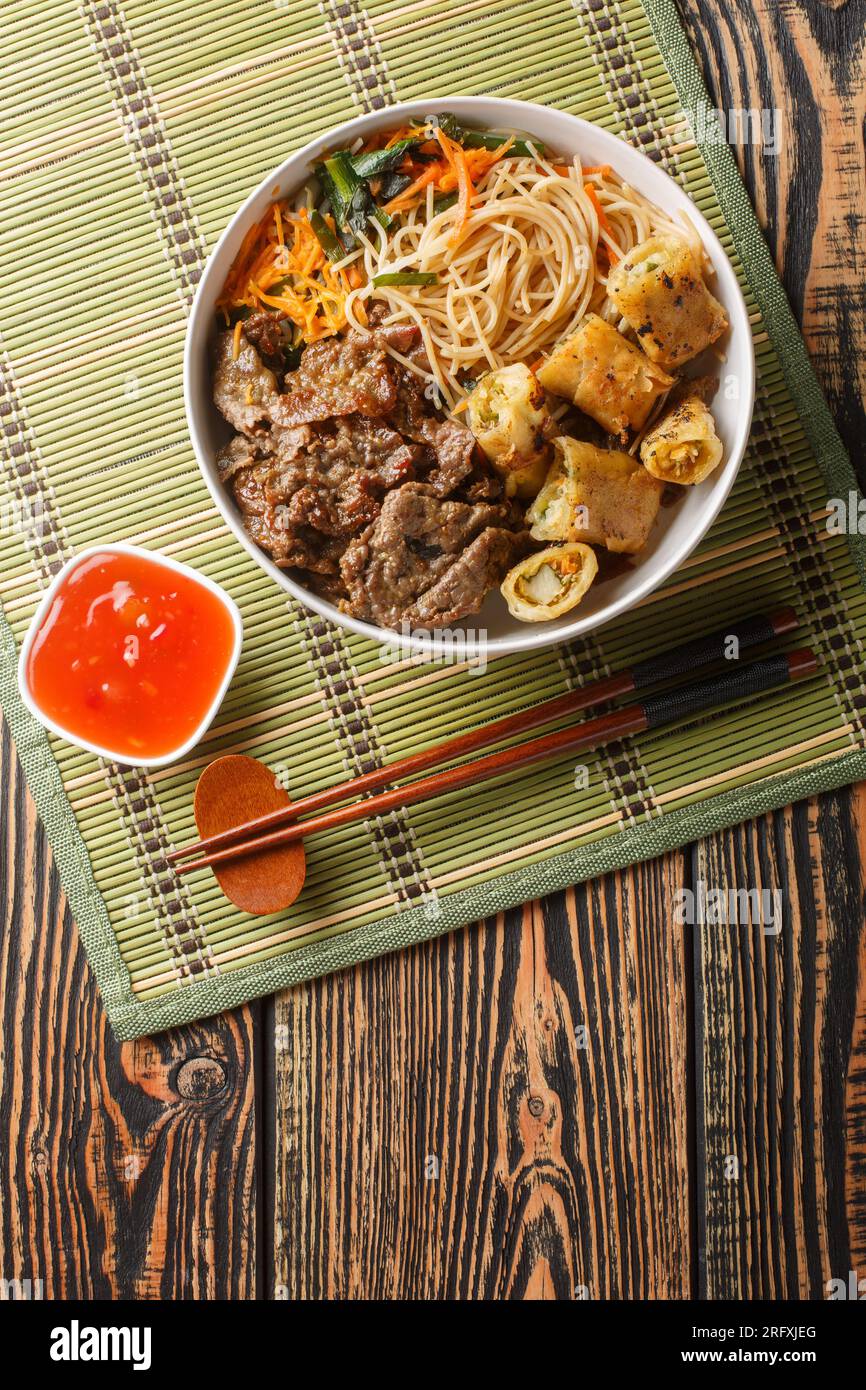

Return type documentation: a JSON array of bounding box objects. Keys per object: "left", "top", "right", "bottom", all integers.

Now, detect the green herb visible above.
[
  {"left": 371, "top": 271, "right": 439, "bottom": 287},
  {"left": 349, "top": 137, "right": 420, "bottom": 179},
  {"left": 324, "top": 151, "right": 370, "bottom": 242},
  {"left": 432, "top": 191, "right": 458, "bottom": 215},
  {"left": 315, "top": 162, "right": 354, "bottom": 249},
  {"left": 414, "top": 112, "right": 462, "bottom": 140},
  {"left": 369, "top": 205, "right": 392, "bottom": 231},
  {"left": 462, "top": 130, "right": 541, "bottom": 157},
  {"left": 378, "top": 171, "right": 412, "bottom": 201},
  {"left": 416, "top": 112, "right": 542, "bottom": 157},
  {"left": 309, "top": 208, "right": 344, "bottom": 262}
]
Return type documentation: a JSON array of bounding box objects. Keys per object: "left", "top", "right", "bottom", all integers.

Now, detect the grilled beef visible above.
[
  {"left": 212, "top": 322, "right": 527, "bottom": 623},
  {"left": 340, "top": 483, "right": 528, "bottom": 628}
]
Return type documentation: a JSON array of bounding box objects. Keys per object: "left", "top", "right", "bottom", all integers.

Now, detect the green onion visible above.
[
  {"left": 324, "top": 151, "right": 361, "bottom": 203},
  {"left": 414, "top": 112, "right": 462, "bottom": 140},
  {"left": 432, "top": 191, "right": 458, "bottom": 215},
  {"left": 462, "top": 130, "right": 542, "bottom": 157},
  {"left": 316, "top": 163, "right": 354, "bottom": 249},
  {"left": 369, "top": 205, "right": 392, "bottom": 231},
  {"left": 378, "top": 171, "right": 412, "bottom": 202},
  {"left": 309, "top": 208, "right": 344, "bottom": 262},
  {"left": 350, "top": 137, "right": 420, "bottom": 179},
  {"left": 416, "top": 112, "right": 542, "bottom": 157},
  {"left": 323, "top": 152, "right": 370, "bottom": 242},
  {"left": 372, "top": 271, "right": 438, "bottom": 287}
]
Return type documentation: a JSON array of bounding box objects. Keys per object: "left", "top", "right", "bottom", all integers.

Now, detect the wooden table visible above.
[{"left": 1, "top": 0, "right": 864, "bottom": 1300}]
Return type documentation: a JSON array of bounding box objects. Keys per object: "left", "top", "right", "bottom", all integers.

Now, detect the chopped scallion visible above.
[
  {"left": 309, "top": 208, "right": 344, "bottom": 262},
  {"left": 371, "top": 270, "right": 438, "bottom": 287}
]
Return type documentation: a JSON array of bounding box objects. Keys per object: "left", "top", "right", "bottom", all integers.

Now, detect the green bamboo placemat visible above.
[{"left": 1, "top": 0, "right": 864, "bottom": 1040}]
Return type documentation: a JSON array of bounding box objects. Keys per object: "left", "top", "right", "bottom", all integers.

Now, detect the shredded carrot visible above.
[
  {"left": 527, "top": 355, "right": 545, "bottom": 373},
  {"left": 451, "top": 397, "right": 471, "bottom": 414},
  {"left": 551, "top": 162, "right": 613, "bottom": 177},
  {"left": 384, "top": 161, "right": 446, "bottom": 213},
  {"left": 384, "top": 124, "right": 415, "bottom": 148},
  {"left": 216, "top": 203, "right": 352, "bottom": 343},
  {"left": 439, "top": 137, "right": 514, "bottom": 191},
  {"left": 434, "top": 127, "right": 473, "bottom": 246},
  {"left": 232, "top": 319, "right": 244, "bottom": 359},
  {"left": 385, "top": 135, "right": 513, "bottom": 215},
  {"left": 583, "top": 183, "right": 613, "bottom": 234},
  {"left": 583, "top": 182, "right": 620, "bottom": 262},
  {"left": 219, "top": 217, "right": 264, "bottom": 305},
  {"left": 358, "top": 131, "right": 388, "bottom": 153}
]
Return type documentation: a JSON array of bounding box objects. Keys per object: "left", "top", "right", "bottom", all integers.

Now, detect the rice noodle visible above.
[{"left": 343, "top": 154, "right": 694, "bottom": 409}]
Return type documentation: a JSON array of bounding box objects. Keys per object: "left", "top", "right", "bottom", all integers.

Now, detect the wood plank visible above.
[
  {"left": 679, "top": 0, "right": 866, "bottom": 1298},
  {"left": 0, "top": 713, "right": 258, "bottom": 1299},
  {"left": 693, "top": 796, "right": 865, "bottom": 1297},
  {"left": 677, "top": 0, "right": 866, "bottom": 476},
  {"left": 0, "top": 0, "right": 860, "bottom": 1307},
  {"left": 845, "top": 783, "right": 866, "bottom": 1275},
  {"left": 272, "top": 854, "right": 691, "bottom": 1299}
]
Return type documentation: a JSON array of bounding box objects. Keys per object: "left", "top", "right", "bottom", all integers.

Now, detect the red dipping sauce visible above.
[{"left": 23, "top": 548, "right": 239, "bottom": 763}]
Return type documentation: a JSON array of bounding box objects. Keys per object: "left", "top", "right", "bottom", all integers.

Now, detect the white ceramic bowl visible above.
[
  {"left": 185, "top": 97, "right": 754, "bottom": 659},
  {"left": 18, "top": 542, "right": 243, "bottom": 768}
]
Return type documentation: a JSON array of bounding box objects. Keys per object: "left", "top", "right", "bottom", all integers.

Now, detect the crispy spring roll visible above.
[
  {"left": 639, "top": 394, "right": 723, "bottom": 485},
  {"left": 607, "top": 234, "right": 728, "bottom": 371},
  {"left": 536, "top": 314, "right": 674, "bottom": 441},
  {"left": 527, "top": 437, "right": 664, "bottom": 554},
  {"left": 466, "top": 363, "right": 551, "bottom": 498},
  {"left": 501, "top": 543, "right": 598, "bottom": 622}
]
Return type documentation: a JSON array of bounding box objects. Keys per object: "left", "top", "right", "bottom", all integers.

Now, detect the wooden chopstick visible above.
[
  {"left": 169, "top": 607, "right": 797, "bottom": 866},
  {"left": 176, "top": 644, "right": 815, "bottom": 877}
]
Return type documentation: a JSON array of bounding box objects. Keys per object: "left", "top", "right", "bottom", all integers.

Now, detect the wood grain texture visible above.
[
  {"left": 677, "top": 0, "right": 866, "bottom": 476},
  {"left": 845, "top": 783, "right": 866, "bottom": 1275},
  {"left": 678, "top": 0, "right": 866, "bottom": 1299},
  {"left": 0, "top": 713, "right": 258, "bottom": 1298},
  {"left": 1, "top": 0, "right": 865, "bottom": 1304},
  {"left": 693, "top": 797, "right": 864, "bottom": 1298},
  {"left": 272, "top": 859, "right": 692, "bottom": 1300},
  {"left": 268, "top": 0, "right": 866, "bottom": 1302}
]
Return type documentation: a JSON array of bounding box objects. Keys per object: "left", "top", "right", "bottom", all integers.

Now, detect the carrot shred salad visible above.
[
  {"left": 215, "top": 114, "right": 538, "bottom": 348},
  {"left": 216, "top": 203, "right": 351, "bottom": 344}
]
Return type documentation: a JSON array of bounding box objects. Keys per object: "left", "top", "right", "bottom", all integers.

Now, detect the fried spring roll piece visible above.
[
  {"left": 607, "top": 234, "right": 728, "bottom": 371},
  {"left": 639, "top": 394, "right": 723, "bottom": 485},
  {"left": 501, "top": 543, "right": 598, "bottom": 622},
  {"left": 527, "top": 437, "right": 664, "bottom": 554},
  {"left": 466, "top": 363, "right": 551, "bottom": 498},
  {"left": 536, "top": 314, "right": 674, "bottom": 441}
]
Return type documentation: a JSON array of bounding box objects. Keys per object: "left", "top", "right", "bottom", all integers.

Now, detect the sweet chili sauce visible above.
[{"left": 26, "top": 550, "right": 237, "bottom": 761}]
